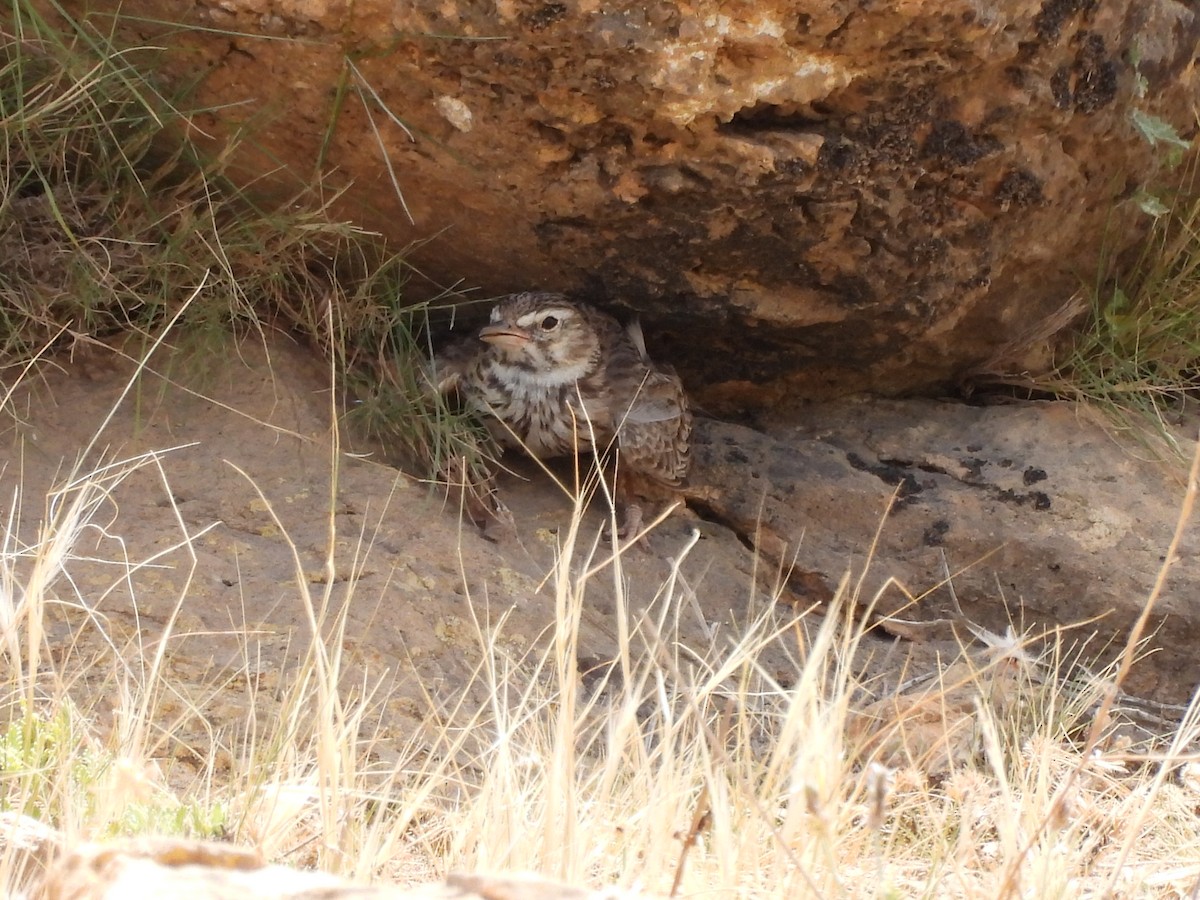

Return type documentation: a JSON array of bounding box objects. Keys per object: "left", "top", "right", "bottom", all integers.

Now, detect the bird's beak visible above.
[{"left": 479, "top": 323, "right": 532, "bottom": 351}]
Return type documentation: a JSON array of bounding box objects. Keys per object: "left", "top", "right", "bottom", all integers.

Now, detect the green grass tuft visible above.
[{"left": 1043, "top": 157, "right": 1200, "bottom": 455}]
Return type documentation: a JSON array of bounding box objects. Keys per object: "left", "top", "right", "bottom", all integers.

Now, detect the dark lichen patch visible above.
[
  {"left": 846, "top": 452, "right": 924, "bottom": 506},
  {"left": 921, "top": 120, "right": 1002, "bottom": 167},
  {"left": 1070, "top": 32, "right": 1119, "bottom": 113},
  {"left": 1050, "top": 67, "right": 1073, "bottom": 108},
  {"left": 997, "top": 488, "right": 1052, "bottom": 510},
  {"left": 813, "top": 84, "right": 935, "bottom": 179},
  {"left": 907, "top": 237, "right": 949, "bottom": 267},
  {"left": 1023, "top": 466, "right": 1048, "bottom": 485},
  {"left": 923, "top": 518, "right": 951, "bottom": 546},
  {"left": 817, "top": 138, "right": 859, "bottom": 172},
  {"left": 995, "top": 169, "right": 1044, "bottom": 209},
  {"left": 1049, "top": 33, "right": 1119, "bottom": 113},
  {"left": 1033, "top": 0, "right": 1098, "bottom": 43},
  {"left": 522, "top": 3, "right": 567, "bottom": 32},
  {"left": 861, "top": 120, "right": 919, "bottom": 166}
]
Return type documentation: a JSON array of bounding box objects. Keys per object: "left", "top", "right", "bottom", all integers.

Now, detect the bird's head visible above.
[{"left": 479, "top": 293, "right": 600, "bottom": 382}]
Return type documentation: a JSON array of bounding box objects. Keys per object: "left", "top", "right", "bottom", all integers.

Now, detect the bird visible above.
[{"left": 430, "top": 292, "right": 692, "bottom": 536}]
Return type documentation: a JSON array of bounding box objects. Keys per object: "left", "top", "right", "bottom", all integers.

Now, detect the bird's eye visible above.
[{"left": 540, "top": 315, "right": 560, "bottom": 330}]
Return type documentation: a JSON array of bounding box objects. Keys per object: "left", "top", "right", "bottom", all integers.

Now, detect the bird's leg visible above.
[
  {"left": 440, "top": 452, "right": 513, "bottom": 533},
  {"left": 607, "top": 465, "right": 646, "bottom": 545},
  {"left": 616, "top": 501, "right": 644, "bottom": 542}
]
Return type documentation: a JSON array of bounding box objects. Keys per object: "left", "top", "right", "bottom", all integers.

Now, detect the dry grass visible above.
[{"left": 0, "top": 0, "right": 484, "bottom": 486}]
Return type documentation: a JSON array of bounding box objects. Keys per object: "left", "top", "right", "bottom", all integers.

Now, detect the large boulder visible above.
[{"left": 65, "top": 0, "right": 1198, "bottom": 406}]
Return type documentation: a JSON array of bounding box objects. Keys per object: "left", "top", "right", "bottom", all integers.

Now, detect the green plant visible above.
[
  {"left": 0, "top": 702, "right": 106, "bottom": 823},
  {"left": 1046, "top": 161, "right": 1200, "bottom": 454}
]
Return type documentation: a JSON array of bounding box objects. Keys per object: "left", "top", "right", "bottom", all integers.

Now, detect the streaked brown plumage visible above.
[{"left": 433, "top": 292, "right": 691, "bottom": 530}]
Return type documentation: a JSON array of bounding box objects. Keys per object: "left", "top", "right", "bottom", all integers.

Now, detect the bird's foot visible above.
[
  {"left": 604, "top": 501, "right": 646, "bottom": 550},
  {"left": 618, "top": 502, "right": 644, "bottom": 541}
]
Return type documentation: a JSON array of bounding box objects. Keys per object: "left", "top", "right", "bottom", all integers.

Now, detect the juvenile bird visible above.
[{"left": 432, "top": 292, "right": 691, "bottom": 535}]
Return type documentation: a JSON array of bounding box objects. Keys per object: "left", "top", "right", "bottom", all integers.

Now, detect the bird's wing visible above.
[
  {"left": 429, "top": 337, "right": 478, "bottom": 395},
  {"left": 625, "top": 318, "right": 650, "bottom": 362},
  {"left": 610, "top": 365, "right": 692, "bottom": 485},
  {"left": 617, "top": 399, "right": 691, "bottom": 485},
  {"left": 624, "top": 394, "right": 685, "bottom": 424},
  {"left": 621, "top": 370, "right": 686, "bottom": 424}
]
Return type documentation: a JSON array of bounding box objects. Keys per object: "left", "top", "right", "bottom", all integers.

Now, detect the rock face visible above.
[
  {"left": 693, "top": 401, "right": 1200, "bottom": 703},
  {"left": 65, "top": 0, "right": 1198, "bottom": 406},
  {"left": 9, "top": 338, "right": 1200, "bottom": 714}
]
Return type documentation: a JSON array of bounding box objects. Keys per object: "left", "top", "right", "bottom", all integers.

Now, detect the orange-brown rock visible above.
[
  {"left": 62, "top": 0, "right": 1198, "bottom": 406},
  {"left": 30, "top": 832, "right": 642, "bottom": 898}
]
